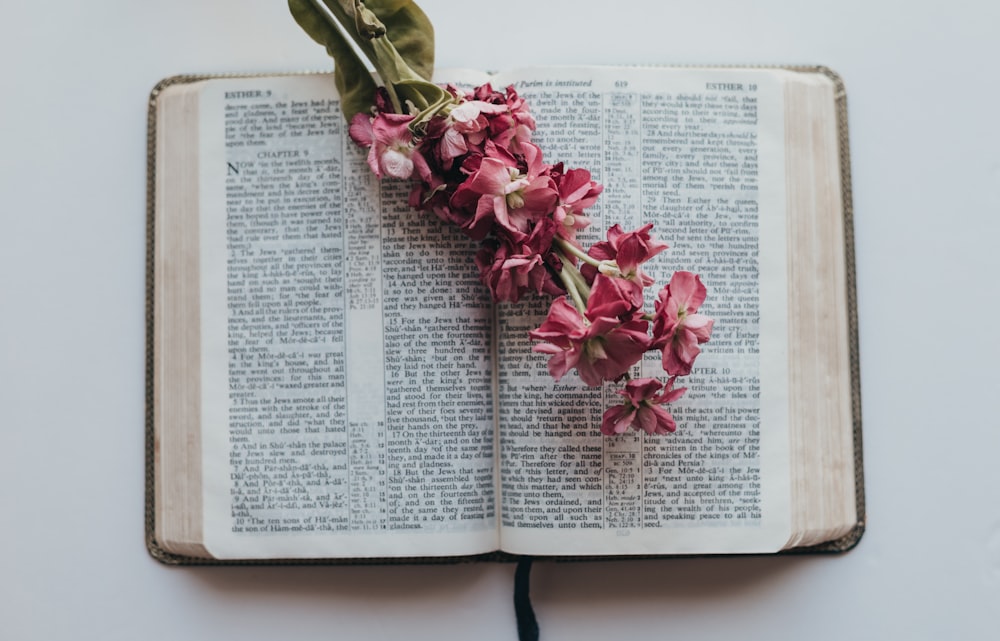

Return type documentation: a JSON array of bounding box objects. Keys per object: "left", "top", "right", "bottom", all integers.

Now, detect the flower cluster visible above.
[
  {"left": 289, "top": 0, "right": 712, "bottom": 435},
  {"left": 289, "top": 0, "right": 712, "bottom": 434},
  {"left": 350, "top": 82, "right": 598, "bottom": 304},
  {"left": 349, "top": 84, "right": 714, "bottom": 436}
]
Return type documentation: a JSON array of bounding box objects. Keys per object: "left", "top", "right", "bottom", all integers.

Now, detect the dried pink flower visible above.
[
  {"left": 582, "top": 223, "right": 669, "bottom": 286},
  {"left": 349, "top": 112, "right": 428, "bottom": 180},
  {"left": 551, "top": 166, "right": 601, "bottom": 240},
  {"left": 529, "top": 297, "right": 649, "bottom": 387},
  {"left": 457, "top": 142, "right": 557, "bottom": 234},
  {"left": 475, "top": 220, "right": 562, "bottom": 303},
  {"left": 601, "top": 377, "right": 687, "bottom": 435},
  {"left": 651, "top": 271, "right": 715, "bottom": 376},
  {"left": 585, "top": 273, "right": 643, "bottom": 321}
]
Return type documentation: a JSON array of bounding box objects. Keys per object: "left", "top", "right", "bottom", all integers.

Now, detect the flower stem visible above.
[
  {"left": 559, "top": 269, "right": 587, "bottom": 314},
  {"left": 411, "top": 91, "right": 459, "bottom": 132},
  {"left": 554, "top": 251, "right": 592, "bottom": 315},
  {"left": 554, "top": 237, "right": 603, "bottom": 269},
  {"left": 564, "top": 261, "right": 591, "bottom": 300}
]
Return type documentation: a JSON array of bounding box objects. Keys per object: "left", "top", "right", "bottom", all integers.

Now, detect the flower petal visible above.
[
  {"left": 601, "top": 404, "right": 635, "bottom": 435},
  {"left": 468, "top": 157, "right": 514, "bottom": 196},
  {"left": 668, "top": 271, "right": 707, "bottom": 311}
]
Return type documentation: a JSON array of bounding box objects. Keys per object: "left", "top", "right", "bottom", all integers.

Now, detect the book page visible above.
[
  {"left": 490, "top": 66, "right": 791, "bottom": 555},
  {"left": 197, "top": 74, "right": 497, "bottom": 559}
]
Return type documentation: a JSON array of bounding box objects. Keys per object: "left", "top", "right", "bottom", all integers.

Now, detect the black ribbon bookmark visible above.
[{"left": 513, "top": 557, "right": 539, "bottom": 641}]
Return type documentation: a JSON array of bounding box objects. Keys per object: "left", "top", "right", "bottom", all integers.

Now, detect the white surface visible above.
[{"left": 1, "top": 1, "right": 999, "bottom": 639}]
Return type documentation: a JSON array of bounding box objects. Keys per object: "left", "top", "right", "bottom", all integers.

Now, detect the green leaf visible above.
[
  {"left": 365, "top": 1, "right": 435, "bottom": 82},
  {"left": 288, "top": 0, "right": 377, "bottom": 120},
  {"left": 304, "top": 1, "right": 434, "bottom": 83},
  {"left": 288, "top": 0, "right": 436, "bottom": 119}
]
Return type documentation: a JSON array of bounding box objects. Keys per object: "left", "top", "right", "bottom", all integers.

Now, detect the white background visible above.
[{"left": 2, "top": 1, "right": 998, "bottom": 638}]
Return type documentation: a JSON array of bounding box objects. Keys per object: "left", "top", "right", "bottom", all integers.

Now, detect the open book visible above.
[{"left": 147, "top": 65, "right": 864, "bottom": 563}]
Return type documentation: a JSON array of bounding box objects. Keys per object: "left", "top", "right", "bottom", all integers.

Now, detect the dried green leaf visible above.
[
  {"left": 288, "top": 0, "right": 377, "bottom": 120},
  {"left": 365, "top": 1, "right": 435, "bottom": 82},
  {"left": 288, "top": 0, "right": 436, "bottom": 119},
  {"left": 395, "top": 79, "right": 448, "bottom": 112}
]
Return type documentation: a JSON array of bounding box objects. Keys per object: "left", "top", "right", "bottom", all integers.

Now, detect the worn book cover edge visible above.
[{"left": 144, "top": 65, "right": 865, "bottom": 566}]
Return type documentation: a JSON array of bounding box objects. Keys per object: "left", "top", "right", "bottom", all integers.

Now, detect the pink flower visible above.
[
  {"left": 470, "top": 84, "right": 536, "bottom": 153},
  {"left": 450, "top": 99, "right": 508, "bottom": 137},
  {"left": 582, "top": 223, "right": 669, "bottom": 286},
  {"left": 438, "top": 99, "right": 508, "bottom": 164},
  {"left": 651, "top": 271, "right": 714, "bottom": 376},
  {"left": 454, "top": 142, "right": 557, "bottom": 234},
  {"left": 551, "top": 166, "right": 602, "bottom": 240},
  {"left": 529, "top": 297, "right": 650, "bottom": 387},
  {"left": 474, "top": 220, "right": 562, "bottom": 303},
  {"left": 601, "top": 377, "right": 687, "bottom": 435},
  {"left": 585, "top": 273, "right": 643, "bottom": 321},
  {"left": 438, "top": 126, "right": 468, "bottom": 164},
  {"left": 349, "top": 112, "right": 429, "bottom": 180}
]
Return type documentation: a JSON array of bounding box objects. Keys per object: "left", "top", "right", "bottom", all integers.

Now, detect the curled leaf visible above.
[
  {"left": 395, "top": 79, "right": 449, "bottom": 115},
  {"left": 353, "top": 2, "right": 386, "bottom": 38}
]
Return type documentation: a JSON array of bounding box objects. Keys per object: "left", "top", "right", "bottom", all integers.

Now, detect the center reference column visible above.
[
  {"left": 341, "top": 136, "right": 389, "bottom": 531},
  {"left": 599, "top": 87, "right": 645, "bottom": 530}
]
